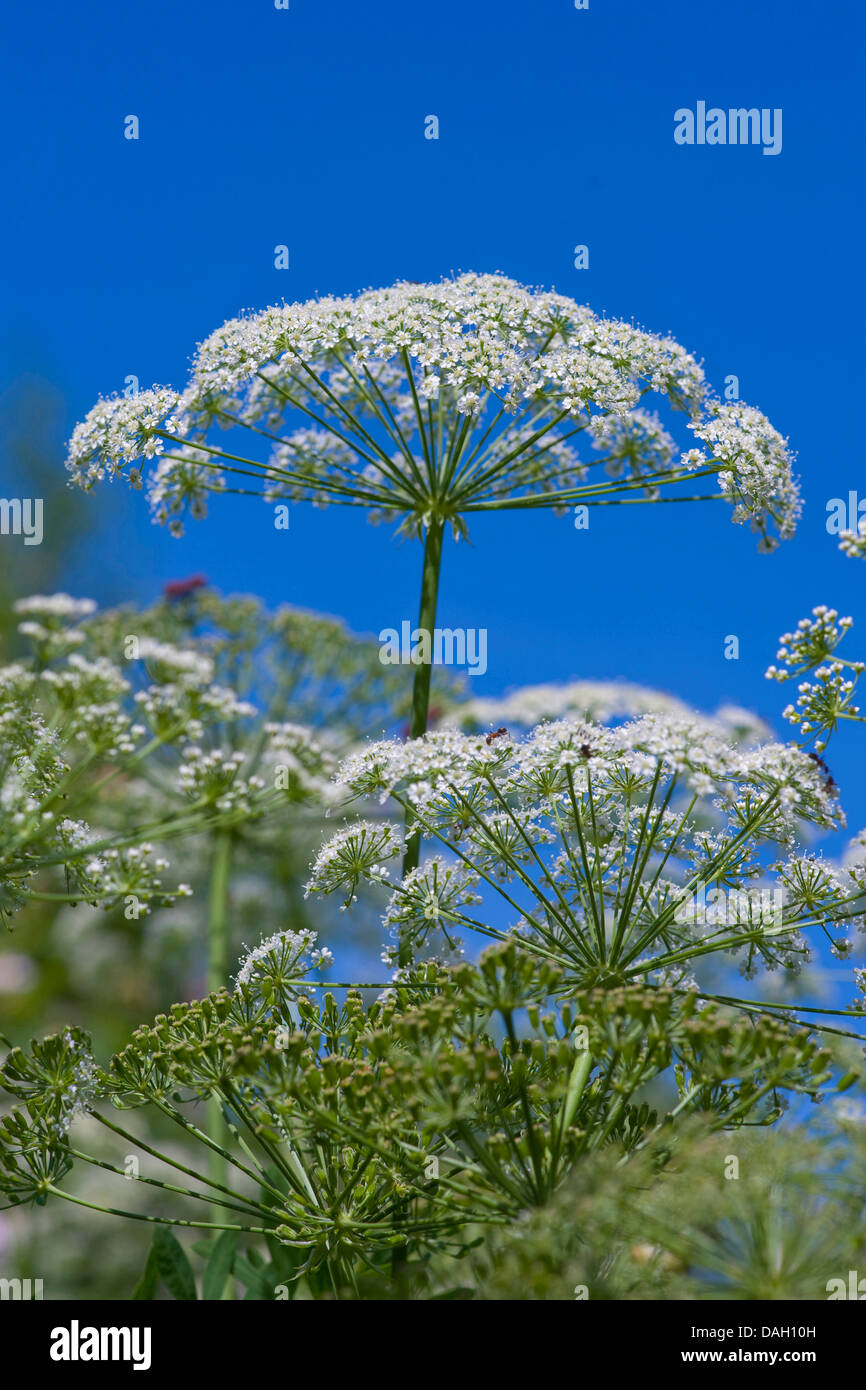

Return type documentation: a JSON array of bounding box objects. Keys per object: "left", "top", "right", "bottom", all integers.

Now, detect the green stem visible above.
[
  {"left": 401, "top": 518, "right": 445, "bottom": 882},
  {"left": 208, "top": 828, "right": 232, "bottom": 994},
  {"left": 46, "top": 1185, "right": 265, "bottom": 1235},
  {"left": 207, "top": 828, "right": 235, "bottom": 1296},
  {"left": 391, "top": 518, "right": 445, "bottom": 1273},
  {"left": 408, "top": 519, "right": 445, "bottom": 741}
]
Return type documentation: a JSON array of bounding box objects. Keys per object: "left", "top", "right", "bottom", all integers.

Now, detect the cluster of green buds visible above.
[{"left": 0, "top": 935, "right": 840, "bottom": 1299}]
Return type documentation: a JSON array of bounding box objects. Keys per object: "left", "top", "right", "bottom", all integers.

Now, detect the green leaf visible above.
[
  {"left": 153, "top": 1227, "right": 198, "bottom": 1301},
  {"left": 202, "top": 1229, "right": 238, "bottom": 1301},
  {"left": 131, "top": 1243, "right": 160, "bottom": 1301},
  {"left": 233, "top": 1252, "right": 274, "bottom": 1301}
]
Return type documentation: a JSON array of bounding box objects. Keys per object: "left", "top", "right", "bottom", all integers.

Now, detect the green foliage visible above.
[
  {"left": 1, "top": 935, "right": 851, "bottom": 1300},
  {"left": 465, "top": 1118, "right": 866, "bottom": 1301}
]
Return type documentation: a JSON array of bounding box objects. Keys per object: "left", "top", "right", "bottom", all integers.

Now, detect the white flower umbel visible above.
[
  {"left": 13, "top": 595, "right": 99, "bottom": 661},
  {"left": 309, "top": 714, "right": 853, "bottom": 987},
  {"left": 54, "top": 1030, "right": 98, "bottom": 1139},
  {"left": 447, "top": 679, "right": 771, "bottom": 743},
  {"left": 382, "top": 854, "right": 480, "bottom": 964},
  {"left": 262, "top": 722, "right": 337, "bottom": 800},
  {"left": 13, "top": 595, "right": 97, "bottom": 621},
  {"left": 689, "top": 401, "right": 801, "bottom": 549},
  {"left": 146, "top": 444, "right": 226, "bottom": 538},
  {"left": 839, "top": 515, "right": 866, "bottom": 559},
  {"left": 64, "top": 273, "right": 798, "bottom": 548},
  {"left": 0, "top": 594, "right": 284, "bottom": 924},
  {"left": 135, "top": 637, "right": 215, "bottom": 684},
  {"left": 306, "top": 820, "right": 406, "bottom": 906},
  {"left": 766, "top": 607, "right": 863, "bottom": 748},
  {"left": 64, "top": 276, "right": 801, "bottom": 764},
  {"left": 66, "top": 387, "right": 181, "bottom": 495},
  {"left": 234, "top": 927, "right": 332, "bottom": 1001}
]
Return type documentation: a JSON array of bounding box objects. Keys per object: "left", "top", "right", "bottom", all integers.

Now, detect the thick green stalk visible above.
[
  {"left": 207, "top": 828, "right": 235, "bottom": 1297},
  {"left": 207, "top": 828, "right": 233, "bottom": 994},
  {"left": 394, "top": 518, "right": 445, "bottom": 1280},
  {"left": 409, "top": 518, "right": 445, "bottom": 741},
  {"left": 402, "top": 519, "right": 445, "bottom": 885}
]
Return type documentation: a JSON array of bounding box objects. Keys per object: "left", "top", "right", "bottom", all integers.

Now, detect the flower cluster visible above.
[
  {"left": 381, "top": 856, "right": 481, "bottom": 968},
  {"left": 0, "top": 602, "right": 190, "bottom": 921},
  {"left": 176, "top": 746, "right": 264, "bottom": 814},
  {"left": 839, "top": 517, "right": 866, "bottom": 560},
  {"left": 447, "top": 678, "right": 771, "bottom": 743},
  {"left": 146, "top": 444, "right": 226, "bottom": 537},
  {"left": 766, "top": 606, "right": 863, "bottom": 748},
  {"left": 306, "top": 820, "right": 406, "bottom": 905},
  {"left": 588, "top": 409, "right": 677, "bottom": 498},
  {"left": 307, "top": 714, "right": 850, "bottom": 986},
  {"left": 234, "top": 927, "right": 333, "bottom": 993},
  {"left": 261, "top": 722, "right": 337, "bottom": 801},
  {"left": 64, "top": 274, "right": 798, "bottom": 546},
  {"left": 689, "top": 402, "right": 801, "bottom": 549},
  {"left": 66, "top": 388, "right": 181, "bottom": 488},
  {"left": 0, "top": 593, "right": 373, "bottom": 926}
]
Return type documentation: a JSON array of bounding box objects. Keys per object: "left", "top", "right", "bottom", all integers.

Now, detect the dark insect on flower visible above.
[
  {"left": 163, "top": 574, "right": 208, "bottom": 601},
  {"left": 807, "top": 751, "right": 837, "bottom": 794},
  {"left": 485, "top": 727, "right": 508, "bottom": 745},
  {"left": 580, "top": 743, "right": 593, "bottom": 758}
]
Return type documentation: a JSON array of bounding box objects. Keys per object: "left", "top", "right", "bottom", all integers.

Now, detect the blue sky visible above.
[{"left": 2, "top": 0, "right": 865, "bottom": 832}]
